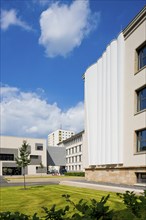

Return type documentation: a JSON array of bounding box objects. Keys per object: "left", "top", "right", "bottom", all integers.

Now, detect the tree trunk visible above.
[{"left": 23, "top": 167, "right": 26, "bottom": 189}]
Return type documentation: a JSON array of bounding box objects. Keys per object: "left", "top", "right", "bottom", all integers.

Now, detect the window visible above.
[
  {"left": 36, "top": 145, "right": 43, "bottom": 150},
  {"left": 136, "top": 173, "right": 146, "bottom": 183},
  {"left": 0, "top": 154, "right": 14, "bottom": 161},
  {"left": 136, "top": 129, "right": 146, "bottom": 152},
  {"left": 137, "top": 44, "right": 146, "bottom": 70},
  {"left": 137, "top": 87, "right": 146, "bottom": 111},
  {"left": 30, "top": 155, "right": 39, "bottom": 159}
]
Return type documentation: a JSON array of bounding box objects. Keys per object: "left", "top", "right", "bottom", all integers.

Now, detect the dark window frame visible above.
[
  {"left": 30, "top": 155, "right": 39, "bottom": 159},
  {"left": 136, "top": 172, "right": 146, "bottom": 183},
  {"left": 137, "top": 42, "right": 146, "bottom": 70},
  {"left": 136, "top": 86, "right": 146, "bottom": 112},
  {"left": 0, "top": 153, "right": 14, "bottom": 161},
  {"left": 136, "top": 129, "right": 146, "bottom": 152}
]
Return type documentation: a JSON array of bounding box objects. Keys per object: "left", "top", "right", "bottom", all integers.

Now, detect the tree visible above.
[
  {"left": 39, "top": 161, "right": 44, "bottom": 176},
  {"left": 15, "top": 140, "right": 31, "bottom": 189}
]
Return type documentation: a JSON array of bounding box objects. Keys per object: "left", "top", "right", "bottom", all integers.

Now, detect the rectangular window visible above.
[
  {"left": 137, "top": 44, "right": 146, "bottom": 70},
  {"left": 36, "top": 145, "right": 43, "bottom": 150},
  {"left": 136, "top": 172, "right": 146, "bottom": 183},
  {"left": 137, "top": 87, "right": 146, "bottom": 111},
  {"left": 136, "top": 129, "right": 146, "bottom": 152},
  {"left": 30, "top": 155, "right": 39, "bottom": 159},
  {"left": 0, "top": 154, "right": 14, "bottom": 161}
]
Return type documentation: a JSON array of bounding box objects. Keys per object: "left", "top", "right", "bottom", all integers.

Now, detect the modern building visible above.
[
  {"left": 48, "top": 129, "right": 75, "bottom": 146},
  {"left": 47, "top": 146, "right": 66, "bottom": 173},
  {"left": 84, "top": 6, "right": 146, "bottom": 185},
  {"left": 0, "top": 136, "right": 47, "bottom": 175},
  {"left": 58, "top": 131, "right": 87, "bottom": 172}
]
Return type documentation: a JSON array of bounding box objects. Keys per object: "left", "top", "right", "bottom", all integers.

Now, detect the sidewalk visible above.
[{"left": 59, "top": 180, "right": 146, "bottom": 194}]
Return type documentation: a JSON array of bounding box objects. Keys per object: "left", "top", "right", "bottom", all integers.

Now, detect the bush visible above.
[
  {"left": 117, "top": 190, "right": 146, "bottom": 219},
  {"left": 64, "top": 172, "right": 85, "bottom": 177}
]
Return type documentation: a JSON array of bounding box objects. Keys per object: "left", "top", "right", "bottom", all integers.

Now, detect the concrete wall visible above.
[
  {"left": 123, "top": 18, "right": 146, "bottom": 167},
  {"left": 0, "top": 136, "right": 47, "bottom": 175}
]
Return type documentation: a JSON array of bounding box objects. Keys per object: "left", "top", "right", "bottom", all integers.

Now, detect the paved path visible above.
[
  {"left": 60, "top": 180, "right": 145, "bottom": 194},
  {"left": 1, "top": 176, "right": 145, "bottom": 194}
]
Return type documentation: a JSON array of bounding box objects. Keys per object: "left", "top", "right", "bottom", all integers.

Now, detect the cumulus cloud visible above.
[
  {"left": 0, "top": 9, "right": 32, "bottom": 31},
  {"left": 0, "top": 85, "right": 84, "bottom": 138},
  {"left": 39, "top": 0, "right": 100, "bottom": 57}
]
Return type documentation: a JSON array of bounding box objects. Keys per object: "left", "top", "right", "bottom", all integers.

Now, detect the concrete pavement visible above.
[{"left": 0, "top": 175, "right": 145, "bottom": 194}]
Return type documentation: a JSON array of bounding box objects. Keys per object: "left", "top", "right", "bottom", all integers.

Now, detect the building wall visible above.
[
  {"left": 48, "top": 129, "right": 75, "bottom": 146},
  {"left": 85, "top": 33, "right": 124, "bottom": 166},
  {"left": 123, "top": 16, "right": 146, "bottom": 167},
  {"left": 84, "top": 7, "right": 146, "bottom": 185},
  {"left": 58, "top": 131, "right": 85, "bottom": 172},
  {"left": 0, "top": 136, "right": 47, "bottom": 175}
]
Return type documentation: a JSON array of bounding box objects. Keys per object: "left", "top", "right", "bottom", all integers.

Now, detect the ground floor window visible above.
[
  {"left": 2, "top": 167, "right": 21, "bottom": 175},
  {"left": 136, "top": 172, "right": 146, "bottom": 183}
]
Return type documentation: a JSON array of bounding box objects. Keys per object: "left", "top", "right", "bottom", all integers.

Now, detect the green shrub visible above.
[
  {"left": 117, "top": 190, "right": 146, "bottom": 219},
  {"left": 64, "top": 172, "right": 85, "bottom": 177}
]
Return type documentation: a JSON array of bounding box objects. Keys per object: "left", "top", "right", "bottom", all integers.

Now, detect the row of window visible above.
[
  {"left": 67, "top": 164, "right": 82, "bottom": 171},
  {"left": 66, "top": 155, "right": 82, "bottom": 164},
  {"left": 66, "top": 145, "right": 82, "bottom": 155},
  {"left": 64, "top": 137, "right": 82, "bottom": 146}
]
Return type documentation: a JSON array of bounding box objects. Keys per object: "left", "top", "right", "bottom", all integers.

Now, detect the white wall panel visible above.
[{"left": 85, "top": 33, "right": 124, "bottom": 166}]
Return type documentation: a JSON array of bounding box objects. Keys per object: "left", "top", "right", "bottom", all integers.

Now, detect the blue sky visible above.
[{"left": 0, "top": 0, "right": 145, "bottom": 138}]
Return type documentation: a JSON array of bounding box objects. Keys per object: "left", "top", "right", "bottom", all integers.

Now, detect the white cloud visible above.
[
  {"left": 0, "top": 9, "right": 32, "bottom": 31},
  {"left": 39, "top": 0, "right": 100, "bottom": 57},
  {"left": 0, "top": 85, "right": 84, "bottom": 138}
]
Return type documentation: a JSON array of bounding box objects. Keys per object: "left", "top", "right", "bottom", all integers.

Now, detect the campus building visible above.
[
  {"left": 48, "top": 129, "right": 75, "bottom": 146},
  {"left": 58, "top": 131, "right": 87, "bottom": 172},
  {"left": 84, "top": 7, "right": 146, "bottom": 185},
  {"left": 0, "top": 136, "right": 47, "bottom": 175}
]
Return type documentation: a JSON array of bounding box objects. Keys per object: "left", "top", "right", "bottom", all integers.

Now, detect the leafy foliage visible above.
[
  {"left": 42, "top": 205, "right": 69, "bottom": 220},
  {"left": 117, "top": 190, "right": 146, "bottom": 219},
  {"left": 64, "top": 172, "right": 85, "bottom": 177},
  {"left": 62, "top": 194, "right": 113, "bottom": 220},
  {"left": 15, "top": 140, "right": 31, "bottom": 189}
]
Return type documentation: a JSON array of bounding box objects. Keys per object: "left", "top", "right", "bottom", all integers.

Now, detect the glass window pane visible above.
[
  {"left": 137, "top": 87, "right": 146, "bottom": 111},
  {"left": 137, "top": 129, "right": 146, "bottom": 152},
  {"left": 138, "top": 45, "right": 146, "bottom": 69}
]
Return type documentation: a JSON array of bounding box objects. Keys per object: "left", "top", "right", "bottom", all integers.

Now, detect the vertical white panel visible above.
[
  {"left": 105, "top": 45, "right": 111, "bottom": 164},
  {"left": 85, "top": 33, "right": 124, "bottom": 166},
  {"left": 101, "top": 52, "right": 106, "bottom": 164},
  {"left": 110, "top": 40, "right": 118, "bottom": 163},
  {"left": 85, "top": 64, "right": 98, "bottom": 165},
  {"left": 96, "top": 59, "right": 102, "bottom": 164},
  {"left": 117, "top": 33, "right": 124, "bottom": 163}
]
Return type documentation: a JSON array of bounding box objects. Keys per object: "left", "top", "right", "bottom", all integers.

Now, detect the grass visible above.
[
  {"left": 0, "top": 185, "right": 124, "bottom": 215},
  {"left": 0, "top": 185, "right": 143, "bottom": 219}
]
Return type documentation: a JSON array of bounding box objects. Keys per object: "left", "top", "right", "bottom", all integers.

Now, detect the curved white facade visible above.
[{"left": 85, "top": 33, "right": 124, "bottom": 165}]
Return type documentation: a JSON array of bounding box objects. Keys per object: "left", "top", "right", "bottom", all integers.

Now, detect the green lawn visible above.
[{"left": 0, "top": 185, "right": 141, "bottom": 219}]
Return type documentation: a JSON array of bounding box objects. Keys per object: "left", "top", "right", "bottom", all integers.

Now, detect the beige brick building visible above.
[{"left": 84, "top": 7, "right": 146, "bottom": 185}]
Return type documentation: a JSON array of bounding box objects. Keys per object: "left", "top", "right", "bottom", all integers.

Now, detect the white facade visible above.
[
  {"left": 85, "top": 33, "right": 124, "bottom": 166},
  {"left": 84, "top": 6, "right": 146, "bottom": 185},
  {"left": 48, "top": 129, "right": 75, "bottom": 146},
  {"left": 58, "top": 131, "right": 86, "bottom": 172},
  {"left": 0, "top": 136, "right": 47, "bottom": 175}
]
